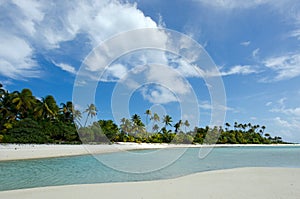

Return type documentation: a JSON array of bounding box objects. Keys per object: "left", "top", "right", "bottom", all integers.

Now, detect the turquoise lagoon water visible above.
[{"left": 0, "top": 146, "right": 300, "bottom": 191}]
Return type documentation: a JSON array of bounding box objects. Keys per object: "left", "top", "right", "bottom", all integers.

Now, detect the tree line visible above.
[{"left": 0, "top": 84, "right": 286, "bottom": 144}]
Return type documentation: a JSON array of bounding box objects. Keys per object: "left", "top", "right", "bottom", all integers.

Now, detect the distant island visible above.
[{"left": 0, "top": 84, "right": 287, "bottom": 144}]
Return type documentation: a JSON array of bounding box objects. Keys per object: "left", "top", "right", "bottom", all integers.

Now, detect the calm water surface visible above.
[{"left": 0, "top": 146, "right": 300, "bottom": 191}]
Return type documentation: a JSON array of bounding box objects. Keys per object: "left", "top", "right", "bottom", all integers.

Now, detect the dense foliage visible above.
[{"left": 0, "top": 84, "right": 286, "bottom": 144}]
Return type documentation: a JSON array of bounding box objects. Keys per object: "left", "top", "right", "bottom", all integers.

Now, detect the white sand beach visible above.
[
  {"left": 1, "top": 143, "right": 298, "bottom": 161},
  {"left": 0, "top": 167, "right": 299, "bottom": 199},
  {"left": 0, "top": 143, "right": 174, "bottom": 161}
]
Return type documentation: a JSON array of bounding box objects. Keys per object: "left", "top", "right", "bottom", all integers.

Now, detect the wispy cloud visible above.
[
  {"left": 240, "top": 41, "right": 251, "bottom": 46},
  {"left": 0, "top": 32, "right": 39, "bottom": 79},
  {"left": 220, "top": 65, "right": 257, "bottom": 76},
  {"left": 252, "top": 48, "right": 260, "bottom": 58},
  {"left": 199, "top": 100, "right": 234, "bottom": 112},
  {"left": 195, "top": 0, "right": 272, "bottom": 9},
  {"left": 53, "top": 62, "right": 77, "bottom": 75},
  {"left": 262, "top": 53, "right": 300, "bottom": 81},
  {"left": 290, "top": 29, "right": 300, "bottom": 40}
]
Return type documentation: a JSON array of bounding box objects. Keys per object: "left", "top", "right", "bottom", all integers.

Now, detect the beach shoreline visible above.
[
  {"left": 0, "top": 167, "right": 299, "bottom": 199},
  {"left": 0, "top": 142, "right": 299, "bottom": 161}
]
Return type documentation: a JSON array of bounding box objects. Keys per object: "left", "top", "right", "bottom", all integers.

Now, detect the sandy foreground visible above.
[
  {"left": 0, "top": 167, "right": 299, "bottom": 199},
  {"left": 1, "top": 143, "right": 299, "bottom": 161}
]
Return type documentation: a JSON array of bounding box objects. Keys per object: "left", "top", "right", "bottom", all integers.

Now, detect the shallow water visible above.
[{"left": 0, "top": 146, "right": 300, "bottom": 191}]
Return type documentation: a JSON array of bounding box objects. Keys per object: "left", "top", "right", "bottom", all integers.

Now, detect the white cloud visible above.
[
  {"left": 290, "top": 29, "right": 300, "bottom": 40},
  {"left": 273, "top": 117, "right": 296, "bottom": 128},
  {"left": 199, "top": 100, "right": 234, "bottom": 111},
  {"left": 265, "top": 101, "right": 272, "bottom": 106},
  {"left": 141, "top": 85, "right": 177, "bottom": 104},
  {"left": 101, "top": 64, "right": 128, "bottom": 81},
  {"left": 271, "top": 106, "right": 300, "bottom": 117},
  {"left": 252, "top": 48, "right": 260, "bottom": 58},
  {"left": 0, "top": 0, "right": 160, "bottom": 80},
  {"left": 220, "top": 65, "right": 257, "bottom": 76},
  {"left": 196, "top": 0, "right": 272, "bottom": 9},
  {"left": 263, "top": 53, "right": 300, "bottom": 81},
  {"left": 0, "top": 33, "right": 39, "bottom": 79},
  {"left": 270, "top": 116, "right": 300, "bottom": 142},
  {"left": 53, "top": 62, "right": 77, "bottom": 75},
  {"left": 146, "top": 64, "right": 191, "bottom": 95},
  {"left": 240, "top": 41, "right": 251, "bottom": 46}
]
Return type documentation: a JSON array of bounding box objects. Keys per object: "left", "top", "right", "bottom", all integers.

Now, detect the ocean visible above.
[{"left": 1, "top": 146, "right": 300, "bottom": 191}]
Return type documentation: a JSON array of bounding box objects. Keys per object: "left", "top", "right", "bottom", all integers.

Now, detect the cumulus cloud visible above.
[
  {"left": 101, "top": 63, "right": 128, "bottom": 81},
  {"left": 141, "top": 85, "right": 177, "bottom": 104},
  {"left": 0, "top": 0, "right": 160, "bottom": 79}
]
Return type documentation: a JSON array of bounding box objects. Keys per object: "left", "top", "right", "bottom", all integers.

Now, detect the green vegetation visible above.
[{"left": 0, "top": 84, "right": 287, "bottom": 144}]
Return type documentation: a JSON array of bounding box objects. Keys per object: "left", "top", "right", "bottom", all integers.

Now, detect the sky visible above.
[{"left": 1, "top": 0, "right": 300, "bottom": 142}]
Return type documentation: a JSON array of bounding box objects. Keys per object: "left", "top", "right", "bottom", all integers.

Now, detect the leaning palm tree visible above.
[
  {"left": 73, "top": 109, "right": 82, "bottom": 127},
  {"left": 84, "top": 103, "right": 97, "bottom": 127},
  {"left": 174, "top": 120, "right": 182, "bottom": 133}
]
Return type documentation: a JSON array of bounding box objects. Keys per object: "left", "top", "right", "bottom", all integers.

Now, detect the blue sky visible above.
[{"left": 1, "top": 0, "right": 300, "bottom": 142}]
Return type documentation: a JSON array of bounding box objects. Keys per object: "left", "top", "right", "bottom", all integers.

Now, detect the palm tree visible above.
[
  {"left": 34, "top": 95, "right": 59, "bottom": 120},
  {"left": 162, "top": 115, "right": 172, "bottom": 128},
  {"left": 120, "top": 118, "right": 132, "bottom": 135},
  {"left": 0, "top": 89, "right": 15, "bottom": 132},
  {"left": 151, "top": 113, "right": 160, "bottom": 122},
  {"left": 84, "top": 103, "right": 97, "bottom": 127},
  {"left": 12, "top": 88, "right": 36, "bottom": 119},
  {"left": 144, "top": 109, "right": 152, "bottom": 126},
  {"left": 73, "top": 109, "right": 82, "bottom": 127},
  {"left": 131, "top": 114, "right": 144, "bottom": 127},
  {"left": 152, "top": 124, "right": 160, "bottom": 132},
  {"left": 174, "top": 120, "right": 182, "bottom": 133},
  {"left": 0, "top": 83, "right": 5, "bottom": 101},
  {"left": 151, "top": 113, "right": 160, "bottom": 133},
  {"left": 184, "top": 120, "right": 190, "bottom": 132},
  {"left": 60, "top": 101, "right": 74, "bottom": 122},
  {"left": 225, "top": 122, "right": 230, "bottom": 131},
  {"left": 261, "top": 126, "right": 266, "bottom": 134}
]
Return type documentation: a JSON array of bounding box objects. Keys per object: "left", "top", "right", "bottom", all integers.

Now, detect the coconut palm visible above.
[
  {"left": 84, "top": 103, "right": 97, "bottom": 127},
  {"left": 151, "top": 113, "right": 160, "bottom": 123},
  {"left": 60, "top": 101, "right": 74, "bottom": 121},
  {"left": 34, "top": 95, "right": 59, "bottom": 120},
  {"left": 144, "top": 109, "right": 152, "bottom": 126},
  {"left": 131, "top": 114, "right": 144, "bottom": 127},
  {"left": 12, "top": 88, "right": 36, "bottom": 119},
  {"left": 73, "top": 109, "right": 82, "bottom": 127},
  {"left": 152, "top": 124, "right": 160, "bottom": 132},
  {"left": 174, "top": 120, "right": 182, "bottom": 133},
  {"left": 120, "top": 118, "right": 132, "bottom": 135},
  {"left": 162, "top": 115, "right": 172, "bottom": 128},
  {"left": 184, "top": 120, "right": 190, "bottom": 132}
]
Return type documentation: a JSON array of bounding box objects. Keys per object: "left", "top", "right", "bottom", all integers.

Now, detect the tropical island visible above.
[{"left": 0, "top": 84, "right": 287, "bottom": 145}]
